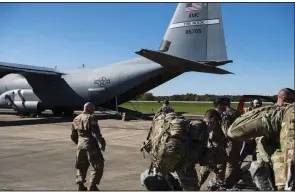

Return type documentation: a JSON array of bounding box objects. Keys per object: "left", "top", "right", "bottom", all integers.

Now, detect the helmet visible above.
[
  {"left": 163, "top": 99, "right": 169, "bottom": 105},
  {"left": 214, "top": 97, "right": 230, "bottom": 107}
]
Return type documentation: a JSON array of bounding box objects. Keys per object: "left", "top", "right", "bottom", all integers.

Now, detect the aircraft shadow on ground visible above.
[
  {"left": 0, "top": 113, "right": 131, "bottom": 127},
  {"left": 0, "top": 117, "right": 72, "bottom": 127},
  {"left": 0, "top": 111, "right": 189, "bottom": 127}
]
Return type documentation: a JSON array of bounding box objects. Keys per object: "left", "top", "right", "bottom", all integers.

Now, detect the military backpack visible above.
[
  {"left": 228, "top": 104, "right": 282, "bottom": 140},
  {"left": 271, "top": 102, "right": 294, "bottom": 190},
  {"left": 142, "top": 112, "right": 207, "bottom": 173},
  {"left": 228, "top": 104, "right": 282, "bottom": 163}
]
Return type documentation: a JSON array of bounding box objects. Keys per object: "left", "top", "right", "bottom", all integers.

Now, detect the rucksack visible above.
[
  {"left": 229, "top": 103, "right": 294, "bottom": 190},
  {"left": 271, "top": 102, "right": 294, "bottom": 190},
  {"left": 228, "top": 104, "right": 282, "bottom": 141},
  {"left": 144, "top": 112, "right": 207, "bottom": 173},
  {"left": 140, "top": 168, "right": 183, "bottom": 191}
]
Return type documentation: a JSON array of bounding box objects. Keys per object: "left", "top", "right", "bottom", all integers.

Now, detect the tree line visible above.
[{"left": 136, "top": 92, "right": 277, "bottom": 102}]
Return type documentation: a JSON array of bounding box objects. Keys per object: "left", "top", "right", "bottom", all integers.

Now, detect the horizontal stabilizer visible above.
[
  {"left": 204, "top": 60, "right": 233, "bottom": 67},
  {"left": 136, "top": 49, "right": 234, "bottom": 75},
  {"left": 0, "top": 61, "right": 65, "bottom": 77}
]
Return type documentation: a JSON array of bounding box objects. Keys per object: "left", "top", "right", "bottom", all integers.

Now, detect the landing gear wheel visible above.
[
  {"left": 63, "top": 109, "right": 74, "bottom": 117},
  {"left": 32, "top": 110, "right": 42, "bottom": 117},
  {"left": 52, "top": 109, "right": 63, "bottom": 116}
]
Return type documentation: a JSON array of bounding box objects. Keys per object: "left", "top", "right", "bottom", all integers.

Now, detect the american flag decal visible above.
[{"left": 185, "top": 3, "right": 207, "bottom": 12}]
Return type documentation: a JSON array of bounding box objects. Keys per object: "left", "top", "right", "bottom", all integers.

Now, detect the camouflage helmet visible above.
[
  {"left": 163, "top": 99, "right": 169, "bottom": 105},
  {"left": 213, "top": 97, "right": 230, "bottom": 107}
]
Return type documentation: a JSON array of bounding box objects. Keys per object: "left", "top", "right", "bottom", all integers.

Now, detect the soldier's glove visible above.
[{"left": 100, "top": 138, "right": 106, "bottom": 152}]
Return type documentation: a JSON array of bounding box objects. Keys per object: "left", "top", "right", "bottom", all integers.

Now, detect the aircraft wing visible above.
[
  {"left": 136, "top": 49, "right": 234, "bottom": 75},
  {"left": 0, "top": 61, "right": 65, "bottom": 78}
]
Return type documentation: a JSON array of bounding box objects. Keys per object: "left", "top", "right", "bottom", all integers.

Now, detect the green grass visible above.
[{"left": 120, "top": 102, "right": 254, "bottom": 114}]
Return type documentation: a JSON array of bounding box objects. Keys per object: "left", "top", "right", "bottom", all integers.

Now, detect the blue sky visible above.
[{"left": 0, "top": 3, "right": 293, "bottom": 96}]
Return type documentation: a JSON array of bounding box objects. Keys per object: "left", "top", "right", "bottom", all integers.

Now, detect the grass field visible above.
[{"left": 120, "top": 102, "right": 256, "bottom": 114}]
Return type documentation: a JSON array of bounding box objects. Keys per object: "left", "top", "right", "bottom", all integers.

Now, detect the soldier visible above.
[
  {"left": 276, "top": 88, "right": 295, "bottom": 108},
  {"left": 252, "top": 98, "right": 262, "bottom": 108},
  {"left": 242, "top": 98, "right": 262, "bottom": 114},
  {"left": 220, "top": 97, "right": 240, "bottom": 135},
  {"left": 181, "top": 109, "right": 222, "bottom": 191},
  {"left": 198, "top": 106, "right": 227, "bottom": 188},
  {"left": 156, "top": 99, "right": 174, "bottom": 114},
  {"left": 239, "top": 98, "right": 263, "bottom": 164},
  {"left": 219, "top": 97, "right": 242, "bottom": 188},
  {"left": 227, "top": 88, "right": 295, "bottom": 191},
  {"left": 141, "top": 109, "right": 221, "bottom": 191},
  {"left": 71, "top": 102, "right": 106, "bottom": 191},
  {"left": 213, "top": 97, "right": 227, "bottom": 114}
]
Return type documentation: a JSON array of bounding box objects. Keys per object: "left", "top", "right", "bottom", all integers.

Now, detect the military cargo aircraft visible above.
[{"left": 0, "top": 3, "right": 233, "bottom": 117}]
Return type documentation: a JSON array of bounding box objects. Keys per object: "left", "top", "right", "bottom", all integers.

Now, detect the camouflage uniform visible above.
[
  {"left": 144, "top": 117, "right": 209, "bottom": 191},
  {"left": 71, "top": 112, "right": 106, "bottom": 187},
  {"left": 174, "top": 120, "right": 209, "bottom": 191},
  {"left": 198, "top": 121, "right": 227, "bottom": 187},
  {"left": 156, "top": 103, "right": 174, "bottom": 114},
  {"left": 227, "top": 103, "right": 294, "bottom": 191},
  {"left": 251, "top": 104, "right": 290, "bottom": 188},
  {"left": 221, "top": 107, "right": 241, "bottom": 188}
]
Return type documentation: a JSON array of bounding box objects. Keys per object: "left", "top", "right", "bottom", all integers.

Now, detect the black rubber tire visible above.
[
  {"left": 63, "top": 109, "right": 74, "bottom": 117},
  {"left": 52, "top": 109, "right": 63, "bottom": 116}
]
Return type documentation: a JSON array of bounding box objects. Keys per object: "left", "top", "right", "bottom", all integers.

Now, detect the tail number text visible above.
[{"left": 185, "top": 28, "right": 202, "bottom": 34}]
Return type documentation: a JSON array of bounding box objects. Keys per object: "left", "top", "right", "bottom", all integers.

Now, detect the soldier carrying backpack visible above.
[
  {"left": 227, "top": 89, "right": 295, "bottom": 191},
  {"left": 140, "top": 109, "right": 222, "bottom": 191}
]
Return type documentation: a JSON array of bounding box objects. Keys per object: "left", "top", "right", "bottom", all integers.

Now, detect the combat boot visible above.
[
  {"left": 88, "top": 184, "right": 99, "bottom": 191},
  {"left": 78, "top": 183, "right": 87, "bottom": 191}
]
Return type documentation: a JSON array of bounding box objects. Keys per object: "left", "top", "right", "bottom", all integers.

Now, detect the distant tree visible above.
[
  {"left": 194, "top": 96, "right": 200, "bottom": 101},
  {"left": 141, "top": 92, "right": 155, "bottom": 101},
  {"left": 137, "top": 92, "right": 274, "bottom": 102}
]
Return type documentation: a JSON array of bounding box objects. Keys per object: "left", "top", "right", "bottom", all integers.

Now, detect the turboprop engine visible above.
[{"left": 0, "top": 89, "right": 42, "bottom": 114}]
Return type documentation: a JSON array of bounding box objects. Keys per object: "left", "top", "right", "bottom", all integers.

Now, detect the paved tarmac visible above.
[{"left": 0, "top": 109, "right": 251, "bottom": 191}]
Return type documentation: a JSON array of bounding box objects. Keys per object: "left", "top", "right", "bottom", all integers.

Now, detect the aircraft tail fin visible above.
[
  {"left": 137, "top": 3, "right": 233, "bottom": 74},
  {"left": 159, "top": 2, "right": 229, "bottom": 62}
]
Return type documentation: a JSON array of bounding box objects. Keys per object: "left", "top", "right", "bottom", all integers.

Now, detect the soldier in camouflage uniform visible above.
[
  {"left": 71, "top": 102, "right": 106, "bottom": 191},
  {"left": 156, "top": 99, "right": 174, "bottom": 114},
  {"left": 219, "top": 97, "right": 242, "bottom": 188},
  {"left": 198, "top": 101, "right": 227, "bottom": 188},
  {"left": 141, "top": 109, "right": 220, "bottom": 191},
  {"left": 239, "top": 98, "right": 264, "bottom": 165},
  {"left": 179, "top": 109, "right": 223, "bottom": 190},
  {"left": 250, "top": 88, "right": 295, "bottom": 189},
  {"left": 227, "top": 88, "right": 295, "bottom": 191},
  {"left": 242, "top": 98, "right": 262, "bottom": 114},
  {"left": 213, "top": 97, "right": 227, "bottom": 114}
]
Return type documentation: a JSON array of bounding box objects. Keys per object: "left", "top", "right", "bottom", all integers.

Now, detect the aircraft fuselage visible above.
[
  {"left": 0, "top": 3, "right": 232, "bottom": 116},
  {"left": 0, "top": 58, "right": 175, "bottom": 113}
]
